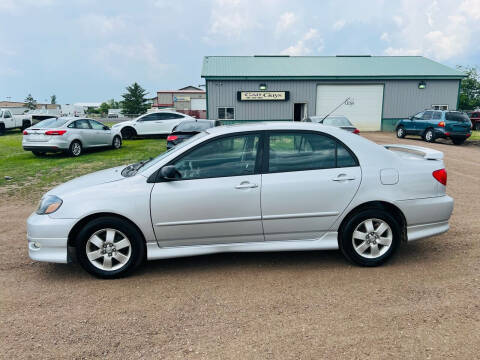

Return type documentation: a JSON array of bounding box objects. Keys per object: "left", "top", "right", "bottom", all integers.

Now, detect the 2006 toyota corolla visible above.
[{"left": 27, "top": 122, "right": 454, "bottom": 278}]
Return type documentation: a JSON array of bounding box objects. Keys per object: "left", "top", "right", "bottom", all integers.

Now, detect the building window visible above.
[
  {"left": 218, "top": 107, "right": 235, "bottom": 120},
  {"left": 432, "top": 105, "right": 448, "bottom": 110}
]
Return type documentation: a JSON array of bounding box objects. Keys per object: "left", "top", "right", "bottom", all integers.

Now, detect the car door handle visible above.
[
  {"left": 155, "top": 121, "right": 163, "bottom": 123},
  {"left": 235, "top": 182, "right": 258, "bottom": 189},
  {"left": 332, "top": 174, "right": 356, "bottom": 182}
]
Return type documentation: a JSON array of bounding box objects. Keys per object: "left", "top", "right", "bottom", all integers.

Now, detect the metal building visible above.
[
  {"left": 201, "top": 55, "right": 464, "bottom": 131},
  {"left": 154, "top": 86, "right": 206, "bottom": 119}
]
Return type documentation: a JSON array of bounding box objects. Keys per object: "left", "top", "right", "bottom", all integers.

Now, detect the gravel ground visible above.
[{"left": 1, "top": 133, "right": 479, "bottom": 359}]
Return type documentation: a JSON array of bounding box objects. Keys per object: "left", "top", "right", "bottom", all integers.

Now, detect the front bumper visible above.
[
  {"left": 395, "top": 195, "right": 454, "bottom": 242},
  {"left": 27, "top": 212, "right": 77, "bottom": 263}
]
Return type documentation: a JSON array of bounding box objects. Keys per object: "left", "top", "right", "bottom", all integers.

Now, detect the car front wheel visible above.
[
  {"left": 121, "top": 127, "right": 136, "bottom": 140},
  {"left": 339, "top": 209, "right": 401, "bottom": 266},
  {"left": 112, "top": 135, "right": 122, "bottom": 149},
  {"left": 75, "top": 216, "right": 145, "bottom": 278},
  {"left": 396, "top": 126, "right": 406, "bottom": 138}
]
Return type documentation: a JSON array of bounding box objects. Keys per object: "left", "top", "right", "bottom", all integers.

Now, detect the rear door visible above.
[
  {"left": 72, "top": 119, "right": 94, "bottom": 146},
  {"left": 260, "top": 131, "right": 361, "bottom": 241},
  {"left": 417, "top": 110, "right": 434, "bottom": 134}
]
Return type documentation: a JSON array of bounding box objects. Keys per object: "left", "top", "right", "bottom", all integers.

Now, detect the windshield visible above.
[
  {"left": 175, "top": 121, "right": 214, "bottom": 132},
  {"left": 445, "top": 112, "right": 470, "bottom": 122},
  {"left": 322, "top": 117, "right": 352, "bottom": 126},
  {"left": 34, "top": 118, "right": 68, "bottom": 128},
  {"left": 139, "top": 132, "right": 208, "bottom": 173},
  {"left": 0, "top": 111, "right": 3, "bottom": 117}
]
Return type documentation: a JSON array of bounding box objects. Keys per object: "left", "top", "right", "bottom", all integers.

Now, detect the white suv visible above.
[{"left": 112, "top": 110, "right": 194, "bottom": 139}]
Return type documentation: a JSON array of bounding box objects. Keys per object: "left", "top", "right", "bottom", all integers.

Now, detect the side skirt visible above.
[{"left": 147, "top": 232, "right": 339, "bottom": 260}]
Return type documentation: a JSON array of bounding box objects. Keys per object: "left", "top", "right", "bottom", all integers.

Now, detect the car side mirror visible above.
[
  {"left": 103, "top": 126, "right": 110, "bottom": 130},
  {"left": 159, "top": 165, "right": 179, "bottom": 180}
]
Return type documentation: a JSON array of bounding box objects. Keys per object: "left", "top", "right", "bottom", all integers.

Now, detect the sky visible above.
[{"left": 1, "top": 0, "right": 479, "bottom": 104}]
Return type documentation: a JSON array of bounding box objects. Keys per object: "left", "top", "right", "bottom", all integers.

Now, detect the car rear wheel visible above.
[
  {"left": 339, "top": 208, "right": 401, "bottom": 267},
  {"left": 75, "top": 216, "right": 145, "bottom": 278},
  {"left": 121, "top": 127, "right": 136, "bottom": 140},
  {"left": 424, "top": 128, "right": 435, "bottom": 143},
  {"left": 112, "top": 135, "right": 122, "bottom": 149},
  {"left": 396, "top": 126, "right": 406, "bottom": 138},
  {"left": 69, "top": 140, "right": 82, "bottom": 157},
  {"left": 32, "top": 151, "right": 45, "bottom": 157},
  {"left": 452, "top": 138, "right": 465, "bottom": 145}
]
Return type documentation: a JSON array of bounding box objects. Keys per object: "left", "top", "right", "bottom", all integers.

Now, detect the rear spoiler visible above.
[{"left": 383, "top": 144, "right": 444, "bottom": 160}]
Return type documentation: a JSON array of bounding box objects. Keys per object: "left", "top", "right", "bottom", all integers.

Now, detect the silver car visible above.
[
  {"left": 304, "top": 115, "right": 360, "bottom": 134},
  {"left": 22, "top": 117, "right": 122, "bottom": 156},
  {"left": 27, "top": 122, "right": 453, "bottom": 278}
]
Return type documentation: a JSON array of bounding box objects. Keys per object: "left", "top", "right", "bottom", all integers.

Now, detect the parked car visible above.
[
  {"left": 303, "top": 115, "right": 360, "bottom": 134},
  {"left": 0, "top": 108, "right": 31, "bottom": 133},
  {"left": 395, "top": 110, "right": 472, "bottom": 145},
  {"left": 111, "top": 110, "right": 195, "bottom": 139},
  {"left": 27, "top": 122, "right": 453, "bottom": 278},
  {"left": 24, "top": 109, "right": 61, "bottom": 124},
  {"left": 22, "top": 117, "right": 122, "bottom": 157},
  {"left": 107, "top": 109, "right": 122, "bottom": 118},
  {"left": 467, "top": 111, "right": 480, "bottom": 131},
  {"left": 166, "top": 119, "right": 220, "bottom": 149}
]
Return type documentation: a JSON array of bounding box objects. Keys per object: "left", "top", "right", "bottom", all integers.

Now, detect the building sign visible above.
[
  {"left": 174, "top": 96, "right": 190, "bottom": 102},
  {"left": 237, "top": 91, "right": 289, "bottom": 101}
]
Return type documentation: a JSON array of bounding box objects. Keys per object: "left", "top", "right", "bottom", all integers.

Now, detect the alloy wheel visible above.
[
  {"left": 351, "top": 218, "right": 393, "bottom": 259},
  {"left": 72, "top": 142, "right": 82, "bottom": 156},
  {"left": 86, "top": 228, "right": 132, "bottom": 271}
]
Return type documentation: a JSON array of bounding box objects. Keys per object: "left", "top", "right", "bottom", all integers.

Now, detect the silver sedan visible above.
[
  {"left": 22, "top": 117, "right": 122, "bottom": 157},
  {"left": 27, "top": 122, "right": 453, "bottom": 278}
]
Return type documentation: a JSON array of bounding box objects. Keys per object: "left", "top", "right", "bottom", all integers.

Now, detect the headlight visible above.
[{"left": 36, "top": 195, "right": 63, "bottom": 215}]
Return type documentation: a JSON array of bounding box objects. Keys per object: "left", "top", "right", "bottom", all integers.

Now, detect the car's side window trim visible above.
[
  {"left": 263, "top": 130, "right": 359, "bottom": 174},
  {"left": 153, "top": 131, "right": 266, "bottom": 182}
]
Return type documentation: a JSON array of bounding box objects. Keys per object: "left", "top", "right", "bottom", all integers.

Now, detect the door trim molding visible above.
[
  {"left": 155, "top": 215, "right": 262, "bottom": 227},
  {"left": 262, "top": 211, "right": 339, "bottom": 220}
]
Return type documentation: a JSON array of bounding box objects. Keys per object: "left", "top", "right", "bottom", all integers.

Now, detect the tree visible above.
[
  {"left": 457, "top": 65, "right": 480, "bottom": 110},
  {"left": 121, "top": 82, "right": 149, "bottom": 115},
  {"left": 98, "top": 102, "right": 110, "bottom": 115},
  {"left": 24, "top": 94, "right": 37, "bottom": 110},
  {"left": 107, "top": 98, "right": 120, "bottom": 109},
  {"left": 50, "top": 94, "right": 57, "bottom": 104}
]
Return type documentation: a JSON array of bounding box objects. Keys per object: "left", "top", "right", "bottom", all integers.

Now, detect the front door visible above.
[
  {"left": 150, "top": 133, "right": 264, "bottom": 247},
  {"left": 3, "top": 110, "right": 15, "bottom": 129},
  {"left": 261, "top": 131, "right": 361, "bottom": 241}
]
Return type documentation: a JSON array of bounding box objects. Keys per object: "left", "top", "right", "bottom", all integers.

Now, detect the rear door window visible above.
[
  {"left": 432, "top": 112, "right": 442, "bottom": 120},
  {"left": 267, "top": 132, "right": 357, "bottom": 173}
]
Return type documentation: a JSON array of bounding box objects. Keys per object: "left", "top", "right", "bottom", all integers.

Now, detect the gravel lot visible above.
[{"left": 1, "top": 132, "right": 479, "bottom": 359}]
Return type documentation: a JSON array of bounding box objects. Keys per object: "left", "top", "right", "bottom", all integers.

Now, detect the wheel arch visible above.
[
  {"left": 338, "top": 201, "right": 407, "bottom": 243},
  {"left": 67, "top": 212, "right": 147, "bottom": 250}
]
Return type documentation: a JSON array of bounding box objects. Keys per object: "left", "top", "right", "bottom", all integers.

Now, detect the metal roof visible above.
[{"left": 201, "top": 56, "right": 465, "bottom": 80}]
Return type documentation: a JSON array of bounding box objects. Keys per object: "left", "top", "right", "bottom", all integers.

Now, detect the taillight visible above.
[
  {"left": 45, "top": 130, "right": 67, "bottom": 136},
  {"left": 438, "top": 121, "right": 445, "bottom": 127},
  {"left": 353, "top": 128, "right": 360, "bottom": 134},
  {"left": 167, "top": 135, "right": 178, "bottom": 141},
  {"left": 432, "top": 169, "right": 447, "bottom": 186},
  {"left": 23, "top": 130, "right": 28, "bottom": 135}
]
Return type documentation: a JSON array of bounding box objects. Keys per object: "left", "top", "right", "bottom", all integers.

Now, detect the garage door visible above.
[{"left": 316, "top": 84, "right": 384, "bottom": 131}]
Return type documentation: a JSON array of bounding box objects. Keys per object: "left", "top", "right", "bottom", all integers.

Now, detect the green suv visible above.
[{"left": 395, "top": 110, "right": 472, "bottom": 145}]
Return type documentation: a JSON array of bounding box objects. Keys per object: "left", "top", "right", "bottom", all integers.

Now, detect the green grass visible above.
[
  {"left": 470, "top": 130, "right": 480, "bottom": 141},
  {"left": 0, "top": 128, "right": 166, "bottom": 200}
]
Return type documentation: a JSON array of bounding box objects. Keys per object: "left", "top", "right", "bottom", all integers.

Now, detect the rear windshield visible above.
[
  {"left": 34, "top": 118, "right": 68, "bottom": 128},
  {"left": 322, "top": 117, "right": 352, "bottom": 126},
  {"left": 445, "top": 112, "right": 470, "bottom": 122},
  {"left": 175, "top": 121, "right": 214, "bottom": 132}
]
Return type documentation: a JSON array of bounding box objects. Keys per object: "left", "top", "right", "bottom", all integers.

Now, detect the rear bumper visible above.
[
  {"left": 395, "top": 195, "right": 454, "bottom": 242},
  {"left": 27, "top": 212, "right": 77, "bottom": 263},
  {"left": 434, "top": 129, "right": 471, "bottom": 139},
  {"left": 23, "top": 145, "right": 64, "bottom": 152}
]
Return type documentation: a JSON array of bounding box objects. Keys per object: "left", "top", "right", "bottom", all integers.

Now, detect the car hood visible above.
[{"left": 47, "top": 165, "right": 127, "bottom": 197}]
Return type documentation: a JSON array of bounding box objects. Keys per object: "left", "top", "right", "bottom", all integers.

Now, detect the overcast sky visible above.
[{"left": 1, "top": 0, "right": 479, "bottom": 104}]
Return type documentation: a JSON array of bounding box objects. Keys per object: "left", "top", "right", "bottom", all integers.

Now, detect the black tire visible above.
[
  {"left": 452, "top": 138, "right": 465, "bottom": 145},
  {"left": 396, "top": 126, "right": 406, "bottom": 138},
  {"left": 112, "top": 135, "right": 122, "bottom": 149},
  {"left": 0, "top": 123, "right": 5, "bottom": 135},
  {"left": 21, "top": 121, "right": 31, "bottom": 131},
  {"left": 75, "top": 216, "right": 145, "bottom": 278},
  {"left": 424, "top": 128, "right": 435, "bottom": 143},
  {"left": 32, "top": 151, "right": 45, "bottom": 156},
  {"left": 121, "top": 127, "right": 136, "bottom": 140},
  {"left": 69, "top": 140, "right": 82, "bottom": 157},
  {"left": 339, "top": 208, "right": 401, "bottom": 267}
]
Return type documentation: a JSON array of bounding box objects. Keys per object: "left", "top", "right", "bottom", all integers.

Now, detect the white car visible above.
[
  {"left": 27, "top": 122, "right": 453, "bottom": 278},
  {"left": 112, "top": 110, "right": 194, "bottom": 139},
  {"left": 0, "top": 108, "right": 31, "bottom": 133}
]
